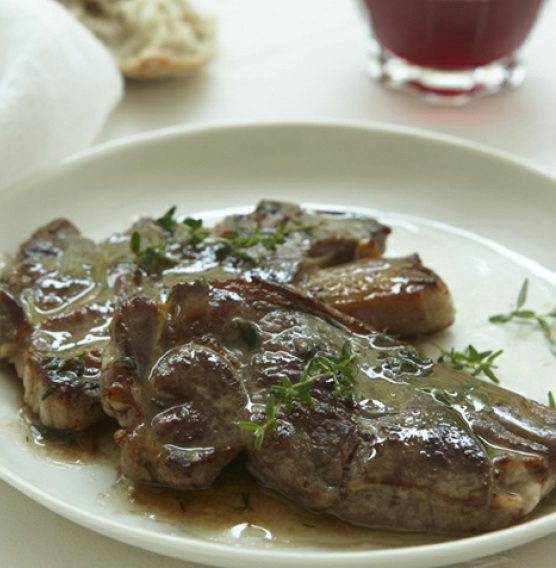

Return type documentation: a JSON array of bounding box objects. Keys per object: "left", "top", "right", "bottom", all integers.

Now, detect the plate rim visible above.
[
  {"left": 1, "top": 120, "right": 556, "bottom": 568},
  {"left": 3, "top": 119, "right": 556, "bottom": 199}
]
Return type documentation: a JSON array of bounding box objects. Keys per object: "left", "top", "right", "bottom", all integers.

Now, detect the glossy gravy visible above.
[{"left": 21, "top": 403, "right": 450, "bottom": 549}]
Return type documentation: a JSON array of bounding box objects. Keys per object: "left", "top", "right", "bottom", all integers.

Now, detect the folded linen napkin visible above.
[{"left": 0, "top": 0, "right": 123, "bottom": 189}]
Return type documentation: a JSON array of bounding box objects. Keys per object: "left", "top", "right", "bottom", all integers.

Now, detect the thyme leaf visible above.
[
  {"left": 436, "top": 344, "right": 503, "bottom": 384},
  {"left": 240, "top": 340, "right": 357, "bottom": 450},
  {"left": 233, "top": 317, "right": 259, "bottom": 348},
  {"left": 155, "top": 206, "right": 178, "bottom": 232},
  {"left": 183, "top": 217, "right": 210, "bottom": 245},
  {"left": 40, "top": 356, "right": 88, "bottom": 400},
  {"left": 489, "top": 279, "right": 556, "bottom": 355},
  {"left": 549, "top": 390, "right": 556, "bottom": 409},
  {"left": 130, "top": 231, "right": 177, "bottom": 274}
]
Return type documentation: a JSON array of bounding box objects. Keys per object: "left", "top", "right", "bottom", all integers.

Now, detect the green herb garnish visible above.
[
  {"left": 183, "top": 217, "right": 210, "bottom": 245},
  {"left": 42, "top": 355, "right": 85, "bottom": 377},
  {"left": 239, "top": 341, "right": 356, "bottom": 450},
  {"left": 437, "top": 344, "right": 503, "bottom": 384},
  {"left": 136, "top": 210, "right": 289, "bottom": 268},
  {"left": 549, "top": 390, "right": 556, "bottom": 408},
  {"left": 40, "top": 385, "right": 58, "bottom": 401},
  {"left": 216, "top": 223, "right": 287, "bottom": 264},
  {"left": 155, "top": 207, "right": 211, "bottom": 244},
  {"left": 40, "top": 356, "right": 88, "bottom": 400},
  {"left": 233, "top": 318, "right": 259, "bottom": 347},
  {"left": 130, "top": 231, "right": 177, "bottom": 273},
  {"left": 489, "top": 279, "right": 556, "bottom": 355},
  {"left": 155, "top": 206, "right": 178, "bottom": 231}
]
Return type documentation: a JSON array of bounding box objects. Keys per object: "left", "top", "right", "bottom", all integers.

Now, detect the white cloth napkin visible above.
[{"left": 0, "top": 0, "right": 123, "bottom": 189}]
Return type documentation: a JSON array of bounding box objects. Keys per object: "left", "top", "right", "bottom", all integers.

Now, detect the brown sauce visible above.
[
  {"left": 112, "top": 461, "right": 452, "bottom": 549},
  {"left": 20, "top": 409, "right": 120, "bottom": 466},
  {"left": 11, "top": 359, "right": 554, "bottom": 551},
  {"left": 18, "top": 401, "right": 450, "bottom": 549}
]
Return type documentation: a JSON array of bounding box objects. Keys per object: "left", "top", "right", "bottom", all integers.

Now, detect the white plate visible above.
[{"left": 1, "top": 122, "right": 556, "bottom": 568}]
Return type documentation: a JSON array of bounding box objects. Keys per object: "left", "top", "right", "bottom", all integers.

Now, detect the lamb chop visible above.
[
  {"left": 211, "top": 200, "right": 390, "bottom": 282},
  {"left": 0, "top": 216, "right": 178, "bottom": 429},
  {"left": 0, "top": 202, "right": 402, "bottom": 431},
  {"left": 0, "top": 219, "right": 113, "bottom": 430},
  {"left": 185, "top": 201, "right": 454, "bottom": 335},
  {"left": 101, "top": 278, "right": 556, "bottom": 534}
]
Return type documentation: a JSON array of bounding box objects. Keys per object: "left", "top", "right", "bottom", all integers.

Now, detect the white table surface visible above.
[{"left": 2, "top": 1, "right": 556, "bottom": 566}]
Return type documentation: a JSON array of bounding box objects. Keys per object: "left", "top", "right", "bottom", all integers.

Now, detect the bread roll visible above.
[{"left": 59, "top": 0, "right": 215, "bottom": 79}]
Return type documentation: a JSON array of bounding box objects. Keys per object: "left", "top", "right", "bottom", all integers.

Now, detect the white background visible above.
[{"left": 2, "top": 1, "right": 556, "bottom": 567}]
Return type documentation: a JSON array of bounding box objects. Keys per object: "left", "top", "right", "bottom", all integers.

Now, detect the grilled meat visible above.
[
  {"left": 0, "top": 219, "right": 112, "bottom": 429},
  {"left": 101, "top": 279, "right": 556, "bottom": 534},
  {"left": 299, "top": 254, "right": 455, "bottom": 336},
  {"left": 0, "top": 217, "right": 169, "bottom": 429},
  {"left": 212, "top": 200, "right": 391, "bottom": 282},
  {"left": 0, "top": 202, "right": 403, "bottom": 431}
]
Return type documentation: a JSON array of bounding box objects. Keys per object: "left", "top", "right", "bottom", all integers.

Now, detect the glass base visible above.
[{"left": 368, "top": 41, "right": 526, "bottom": 105}]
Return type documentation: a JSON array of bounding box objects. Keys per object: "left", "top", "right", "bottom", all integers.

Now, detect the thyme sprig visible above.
[
  {"left": 154, "top": 206, "right": 210, "bottom": 244},
  {"left": 155, "top": 206, "right": 178, "bottom": 231},
  {"left": 136, "top": 206, "right": 291, "bottom": 270},
  {"left": 239, "top": 341, "right": 356, "bottom": 450},
  {"left": 130, "top": 231, "right": 177, "bottom": 273},
  {"left": 436, "top": 344, "right": 503, "bottom": 384},
  {"left": 489, "top": 280, "right": 556, "bottom": 355},
  {"left": 216, "top": 222, "right": 287, "bottom": 264},
  {"left": 178, "top": 216, "right": 287, "bottom": 256},
  {"left": 183, "top": 217, "right": 210, "bottom": 245}
]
